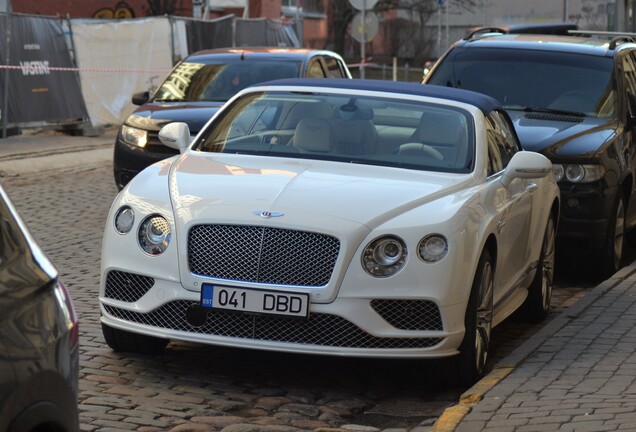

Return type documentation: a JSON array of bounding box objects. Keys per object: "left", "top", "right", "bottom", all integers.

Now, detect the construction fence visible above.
[{"left": 0, "top": 12, "right": 300, "bottom": 129}]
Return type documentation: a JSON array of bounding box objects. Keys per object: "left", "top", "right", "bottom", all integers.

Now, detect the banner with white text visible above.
[{"left": 0, "top": 14, "right": 88, "bottom": 126}]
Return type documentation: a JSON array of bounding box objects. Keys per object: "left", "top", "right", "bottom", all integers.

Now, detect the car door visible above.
[{"left": 485, "top": 111, "right": 536, "bottom": 303}]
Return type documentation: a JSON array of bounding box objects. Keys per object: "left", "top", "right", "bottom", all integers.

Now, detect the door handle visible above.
[{"left": 526, "top": 183, "right": 538, "bottom": 193}]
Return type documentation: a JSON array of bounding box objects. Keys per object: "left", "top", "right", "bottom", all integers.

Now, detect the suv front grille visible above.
[
  {"left": 103, "top": 301, "right": 443, "bottom": 349},
  {"left": 188, "top": 224, "right": 340, "bottom": 287}
]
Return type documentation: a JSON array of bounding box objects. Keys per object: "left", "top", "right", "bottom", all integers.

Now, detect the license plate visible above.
[{"left": 200, "top": 284, "right": 309, "bottom": 318}]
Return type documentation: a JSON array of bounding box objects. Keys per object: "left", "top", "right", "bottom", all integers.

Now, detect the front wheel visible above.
[
  {"left": 456, "top": 249, "right": 494, "bottom": 385},
  {"left": 102, "top": 323, "right": 168, "bottom": 355},
  {"left": 518, "top": 213, "right": 556, "bottom": 323},
  {"left": 600, "top": 193, "right": 626, "bottom": 279}
]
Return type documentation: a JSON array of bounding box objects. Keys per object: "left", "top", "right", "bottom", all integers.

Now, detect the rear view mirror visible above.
[
  {"left": 501, "top": 151, "right": 552, "bottom": 188},
  {"left": 158, "top": 122, "right": 190, "bottom": 153},
  {"left": 132, "top": 91, "right": 150, "bottom": 106}
]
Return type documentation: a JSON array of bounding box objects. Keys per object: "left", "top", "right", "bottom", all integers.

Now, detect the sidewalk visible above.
[
  {"left": 434, "top": 262, "right": 636, "bottom": 432},
  {"left": 0, "top": 128, "right": 115, "bottom": 178}
]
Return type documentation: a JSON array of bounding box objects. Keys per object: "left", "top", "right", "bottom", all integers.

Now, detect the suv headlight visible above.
[
  {"left": 362, "top": 236, "right": 407, "bottom": 277},
  {"left": 551, "top": 163, "right": 604, "bottom": 183},
  {"left": 121, "top": 125, "right": 148, "bottom": 148}
]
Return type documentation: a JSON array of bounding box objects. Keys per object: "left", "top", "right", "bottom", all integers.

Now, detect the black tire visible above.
[
  {"left": 102, "top": 323, "right": 168, "bottom": 355},
  {"left": 518, "top": 214, "right": 556, "bottom": 323},
  {"left": 456, "top": 249, "right": 494, "bottom": 386},
  {"left": 600, "top": 193, "right": 626, "bottom": 279}
]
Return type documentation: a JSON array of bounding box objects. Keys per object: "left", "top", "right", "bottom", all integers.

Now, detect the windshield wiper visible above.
[{"left": 512, "top": 106, "right": 587, "bottom": 117}]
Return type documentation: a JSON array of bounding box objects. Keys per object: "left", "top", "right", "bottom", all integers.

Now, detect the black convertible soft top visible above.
[{"left": 252, "top": 78, "right": 502, "bottom": 114}]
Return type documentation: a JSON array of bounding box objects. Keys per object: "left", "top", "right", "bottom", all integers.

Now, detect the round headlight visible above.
[
  {"left": 565, "top": 164, "right": 585, "bottom": 183},
  {"left": 418, "top": 234, "right": 448, "bottom": 263},
  {"left": 552, "top": 164, "right": 564, "bottom": 182},
  {"left": 138, "top": 215, "right": 171, "bottom": 255},
  {"left": 362, "top": 236, "right": 407, "bottom": 277},
  {"left": 114, "top": 206, "right": 135, "bottom": 234}
]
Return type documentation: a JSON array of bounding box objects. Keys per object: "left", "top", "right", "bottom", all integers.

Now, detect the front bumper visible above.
[
  {"left": 100, "top": 271, "right": 465, "bottom": 359},
  {"left": 556, "top": 181, "right": 617, "bottom": 256}
]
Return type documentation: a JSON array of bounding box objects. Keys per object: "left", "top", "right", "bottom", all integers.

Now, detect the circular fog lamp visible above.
[
  {"left": 114, "top": 206, "right": 134, "bottom": 234},
  {"left": 418, "top": 234, "right": 448, "bottom": 263}
]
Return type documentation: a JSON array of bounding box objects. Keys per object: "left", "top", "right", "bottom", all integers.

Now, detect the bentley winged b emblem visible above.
[{"left": 253, "top": 210, "right": 284, "bottom": 219}]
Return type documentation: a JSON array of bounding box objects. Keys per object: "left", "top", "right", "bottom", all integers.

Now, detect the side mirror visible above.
[
  {"left": 158, "top": 122, "right": 190, "bottom": 154},
  {"left": 132, "top": 91, "right": 150, "bottom": 106},
  {"left": 500, "top": 151, "right": 552, "bottom": 188}
]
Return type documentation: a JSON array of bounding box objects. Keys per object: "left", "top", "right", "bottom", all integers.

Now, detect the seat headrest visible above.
[
  {"left": 282, "top": 102, "right": 333, "bottom": 129},
  {"left": 414, "top": 111, "right": 463, "bottom": 145},
  {"left": 293, "top": 118, "right": 334, "bottom": 153}
]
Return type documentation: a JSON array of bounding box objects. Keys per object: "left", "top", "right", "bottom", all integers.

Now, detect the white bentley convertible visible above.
[{"left": 100, "top": 78, "right": 559, "bottom": 384}]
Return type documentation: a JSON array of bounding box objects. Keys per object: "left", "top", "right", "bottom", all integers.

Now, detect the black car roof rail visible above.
[
  {"left": 568, "top": 30, "right": 636, "bottom": 50},
  {"left": 463, "top": 27, "right": 506, "bottom": 41},
  {"left": 609, "top": 36, "right": 636, "bottom": 50},
  {"left": 568, "top": 30, "right": 636, "bottom": 38}
]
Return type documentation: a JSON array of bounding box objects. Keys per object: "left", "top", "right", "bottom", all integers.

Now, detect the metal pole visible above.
[
  {"left": 437, "top": 2, "right": 441, "bottom": 57},
  {"left": 444, "top": 0, "right": 449, "bottom": 50},
  {"left": 563, "top": 0, "right": 568, "bottom": 21},
  {"left": 296, "top": 0, "right": 303, "bottom": 47},
  {"left": 361, "top": 0, "right": 366, "bottom": 79},
  {"left": 2, "top": 0, "right": 11, "bottom": 139}
]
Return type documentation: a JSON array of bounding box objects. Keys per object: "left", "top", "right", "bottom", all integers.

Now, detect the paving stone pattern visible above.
[
  {"left": 2, "top": 165, "right": 446, "bottom": 432},
  {"left": 456, "top": 272, "right": 636, "bottom": 432}
]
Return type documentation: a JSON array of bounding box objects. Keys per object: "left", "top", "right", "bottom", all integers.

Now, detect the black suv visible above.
[
  {"left": 114, "top": 47, "right": 351, "bottom": 190},
  {"left": 424, "top": 31, "right": 636, "bottom": 278}
]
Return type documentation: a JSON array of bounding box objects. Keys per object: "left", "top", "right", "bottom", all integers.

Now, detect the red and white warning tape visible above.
[{"left": 0, "top": 64, "right": 172, "bottom": 73}]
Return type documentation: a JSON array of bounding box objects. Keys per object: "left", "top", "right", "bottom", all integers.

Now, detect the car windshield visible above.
[
  {"left": 194, "top": 90, "right": 475, "bottom": 173},
  {"left": 152, "top": 60, "right": 301, "bottom": 102},
  {"left": 427, "top": 47, "right": 616, "bottom": 118}
]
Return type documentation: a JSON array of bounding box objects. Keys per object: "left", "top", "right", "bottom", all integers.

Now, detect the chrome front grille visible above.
[
  {"left": 103, "top": 301, "right": 443, "bottom": 349},
  {"left": 371, "top": 299, "right": 443, "bottom": 330},
  {"left": 104, "top": 270, "right": 155, "bottom": 302},
  {"left": 188, "top": 225, "right": 340, "bottom": 287}
]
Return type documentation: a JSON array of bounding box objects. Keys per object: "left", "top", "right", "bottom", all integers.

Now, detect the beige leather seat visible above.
[
  {"left": 407, "top": 111, "right": 467, "bottom": 166},
  {"left": 292, "top": 118, "right": 335, "bottom": 154}
]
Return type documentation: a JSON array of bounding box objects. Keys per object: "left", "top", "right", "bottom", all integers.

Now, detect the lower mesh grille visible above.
[
  {"left": 104, "top": 271, "right": 155, "bottom": 302},
  {"left": 103, "top": 301, "right": 443, "bottom": 349},
  {"left": 371, "top": 299, "right": 443, "bottom": 330}
]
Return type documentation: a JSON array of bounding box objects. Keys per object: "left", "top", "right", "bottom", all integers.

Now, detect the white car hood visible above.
[{"left": 169, "top": 153, "right": 471, "bottom": 229}]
